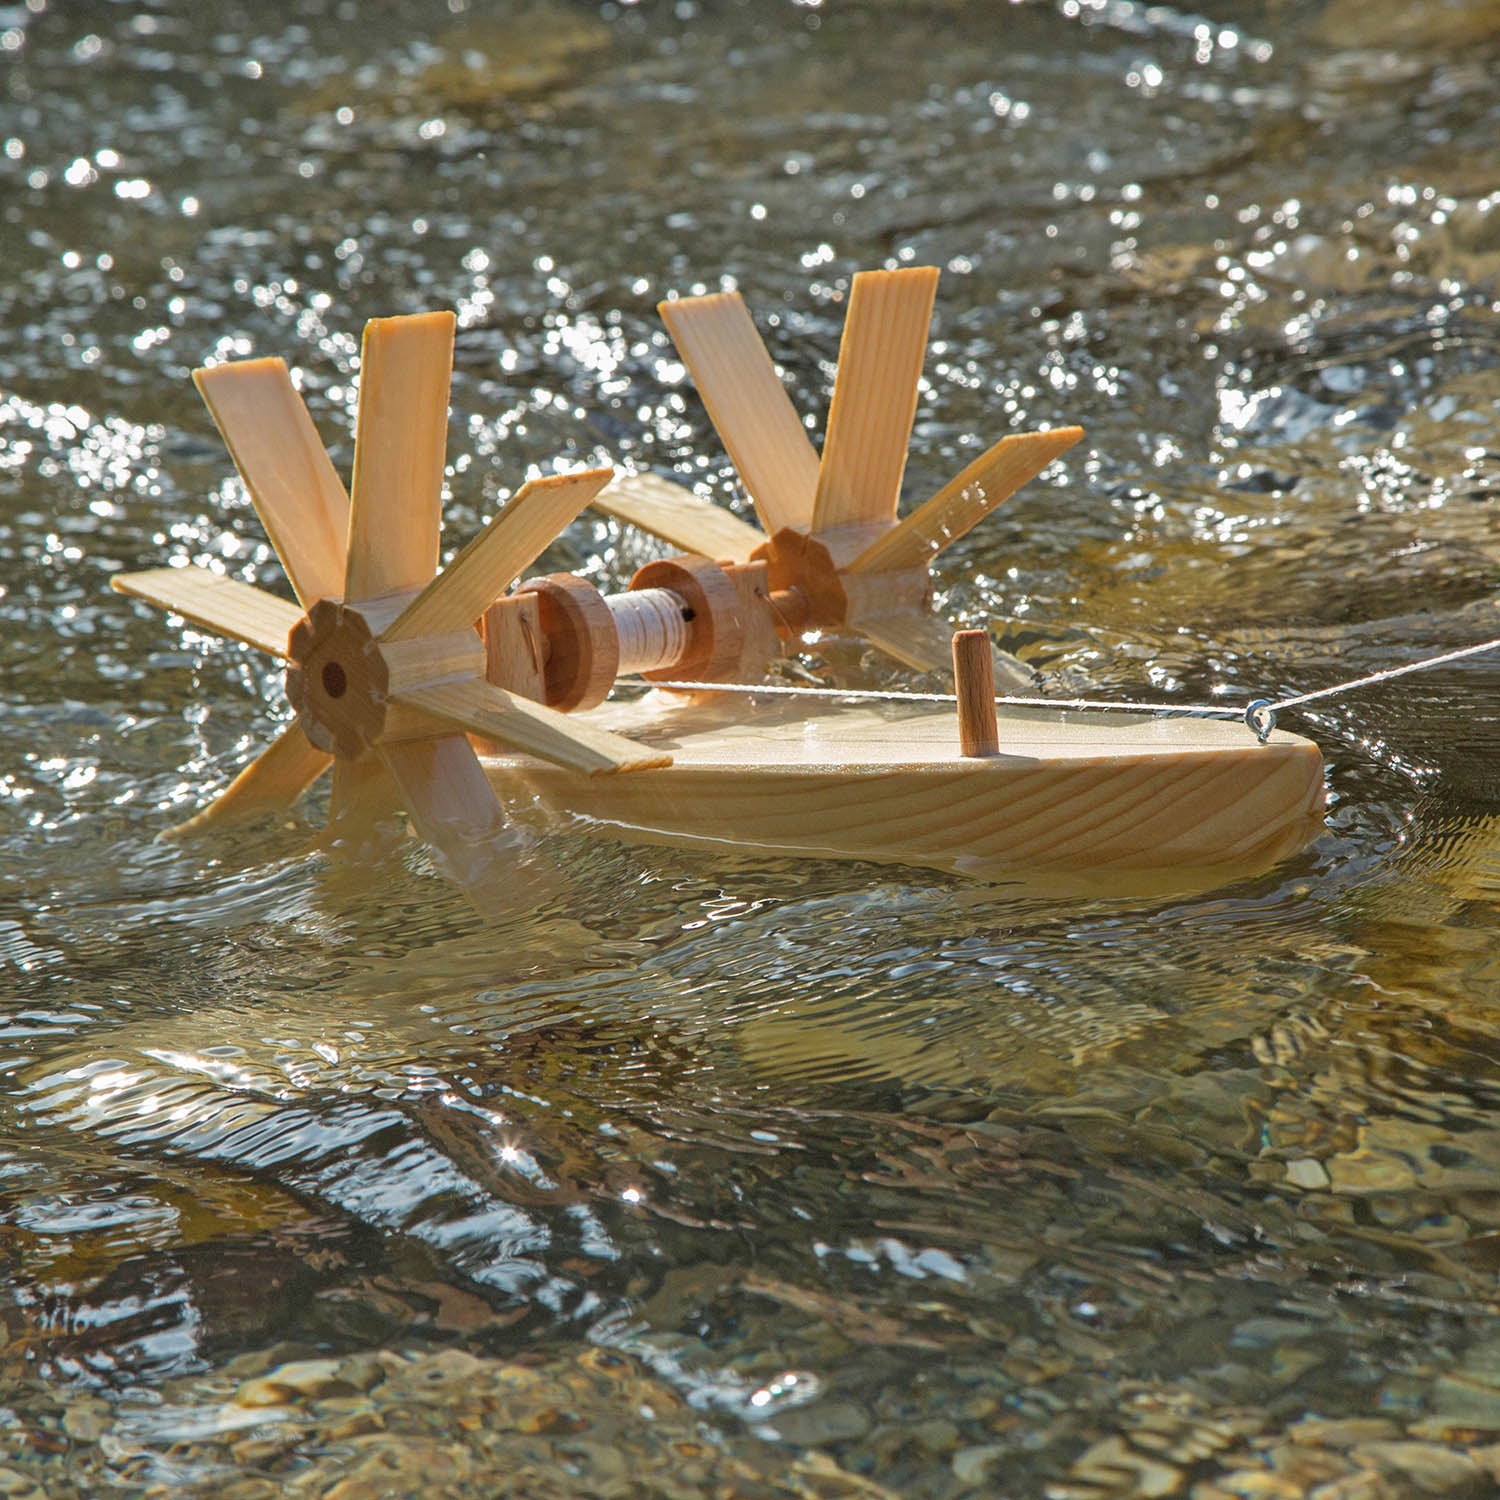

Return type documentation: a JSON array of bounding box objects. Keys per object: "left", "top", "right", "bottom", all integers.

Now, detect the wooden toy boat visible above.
[{"left": 111, "top": 268, "right": 1325, "bottom": 900}]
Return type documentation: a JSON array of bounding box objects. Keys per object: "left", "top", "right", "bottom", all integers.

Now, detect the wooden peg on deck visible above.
[{"left": 952, "top": 629, "right": 999, "bottom": 757}]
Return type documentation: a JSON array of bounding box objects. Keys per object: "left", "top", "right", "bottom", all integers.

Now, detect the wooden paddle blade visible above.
[
  {"left": 163, "top": 722, "right": 332, "bottom": 838},
  {"left": 192, "top": 358, "right": 350, "bottom": 610},
  {"left": 658, "top": 291, "right": 820, "bottom": 537},
  {"left": 593, "top": 471, "right": 765, "bottom": 564},
  {"left": 379, "top": 734, "right": 518, "bottom": 913},
  {"left": 112, "top": 566, "right": 303, "bottom": 658},
  {"left": 811, "top": 267, "right": 939, "bottom": 538},
  {"left": 846, "top": 427, "right": 1084, "bottom": 577},
  {"left": 384, "top": 468, "right": 613, "bottom": 642},
  {"left": 345, "top": 311, "right": 454, "bottom": 604},
  {"left": 854, "top": 610, "right": 1035, "bottom": 691},
  {"left": 327, "top": 749, "right": 402, "bottom": 831},
  {"left": 393, "top": 678, "right": 671, "bottom": 776}
]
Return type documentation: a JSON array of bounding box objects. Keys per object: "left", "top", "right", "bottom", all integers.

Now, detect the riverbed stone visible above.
[
  {"left": 1063, "top": 1434, "right": 1183, "bottom": 1497},
  {"left": 1283, "top": 1416, "right": 1400, "bottom": 1448},
  {"left": 1348, "top": 1440, "right": 1485, "bottom": 1493},
  {"left": 232, "top": 1357, "right": 357, "bottom": 1408},
  {"left": 1430, "top": 1367, "right": 1500, "bottom": 1430},
  {"left": 1285, "top": 1157, "right": 1332, "bottom": 1190},
  {"left": 1204, "top": 1467, "right": 1306, "bottom": 1498},
  {"left": 1298, "top": 1474, "right": 1386, "bottom": 1500},
  {"left": 1261, "top": 1440, "right": 1350, "bottom": 1486},
  {"left": 951, "top": 1443, "right": 1008, "bottom": 1487},
  {"left": 763, "top": 1396, "right": 873, "bottom": 1446},
  {"left": 1327, "top": 1148, "right": 1418, "bottom": 1196}
]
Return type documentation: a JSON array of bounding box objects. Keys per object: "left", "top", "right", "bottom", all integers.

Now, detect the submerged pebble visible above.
[{"left": 0, "top": 1346, "right": 897, "bottom": 1499}]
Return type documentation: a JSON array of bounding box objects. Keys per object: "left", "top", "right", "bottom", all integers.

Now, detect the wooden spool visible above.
[
  {"left": 952, "top": 628, "right": 998, "bottom": 757},
  {"left": 629, "top": 556, "right": 743, "bottom": 682},
  {"left": 607, "top": 587, "right": 690, "bottom": 676},
  {"left": 514, "top": 573, "right": 619, "bottom": 712}
]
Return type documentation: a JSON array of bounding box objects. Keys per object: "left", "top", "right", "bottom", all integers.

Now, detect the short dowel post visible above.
[{"left": 953, "top": 629, "right": 998, "bottom": 757}]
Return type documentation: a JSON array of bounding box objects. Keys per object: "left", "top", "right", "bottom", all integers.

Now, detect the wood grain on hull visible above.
[{"left": 478, "top": 696, "right": 1325, "bottom": 884}]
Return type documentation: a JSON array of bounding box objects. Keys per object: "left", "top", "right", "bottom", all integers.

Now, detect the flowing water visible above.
[{"left": 4, "top": 0, "right": 1500, "bottom": 1494}]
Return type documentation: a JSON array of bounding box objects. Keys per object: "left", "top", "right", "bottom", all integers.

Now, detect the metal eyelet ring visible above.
[{"left": 1245, "top": 699, "right": 1276, "bottom": 743}]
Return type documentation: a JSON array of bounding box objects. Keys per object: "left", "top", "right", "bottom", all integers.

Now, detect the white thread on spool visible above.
[{"left": 607, "top": 588, "right": 690, "bottom": 675}]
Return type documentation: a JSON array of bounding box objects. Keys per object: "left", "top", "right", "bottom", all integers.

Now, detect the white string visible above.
[
  {"left": 1239, "top": 632, "right": 1500, "bottom": 740},
  {"left": 634, "top": 678, "right": 1238, "bottom": 717},
  {"left": 623, "top": 630, "right": 1500, "bottom": 744},
  {"left": 1264, "top": 635, "right": 1500, "bottom": 712},
  {"left": 607, "top": 589, "right": 690, "bottom": 675}
]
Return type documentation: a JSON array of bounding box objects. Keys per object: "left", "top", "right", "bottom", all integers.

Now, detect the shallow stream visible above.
[{"left": 5, "top": 1, "right": 1500, "bottom": 1494}]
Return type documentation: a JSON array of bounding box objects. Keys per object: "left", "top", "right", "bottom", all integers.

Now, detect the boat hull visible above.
[{"left": 480, "top": 692, "right": 1326, "bottom": 889}]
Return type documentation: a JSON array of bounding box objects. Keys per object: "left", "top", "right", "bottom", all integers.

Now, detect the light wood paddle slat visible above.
[
  {"left": 379, "top": 734, "right": 517, "bottom": 915},
  {"left": 112, "top": 566, "right": 304, "bottom": 658},
  {"left": 811, "top": 267, "right": 939, "bottom": 537},
  {"left": 846, "top": 427, "right": 1083, "bottom": 576},
  {"left": 384, "top": 467, "right": 614, "bottom": 641},
  {"left": 192, "top": 358, "right": 351, "bottom": 609},
  {"left": 345, "top": 311, "right": 455, "bottom": 603},
  {"left": 658, "top": 292, "right": 820, "bottom": 538},
  {"left": 164, "top": 722, "right": 332, "bottom": 837},
  {"left": 327, "top": 749, "right": 402, "bottom": 833},
  {"left": 592, "top": 471, "right": 765, "bottom": 564},
  {"left": 853, "top": 610, "right": 1035, "bottom": 691},
  {"left": 379, "top": 734, "right": 505, "bottom": 853},
  {"left": 394, "top": 678, "right": 672, "bottom": 776}
]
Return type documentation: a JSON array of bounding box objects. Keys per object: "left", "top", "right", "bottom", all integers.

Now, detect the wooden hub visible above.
[
  {"left": 750, "top": 529, "right": 848, "bottom": 634},
  {"left": 286, "top": 599, "right": 389, "bottom": 759}
]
